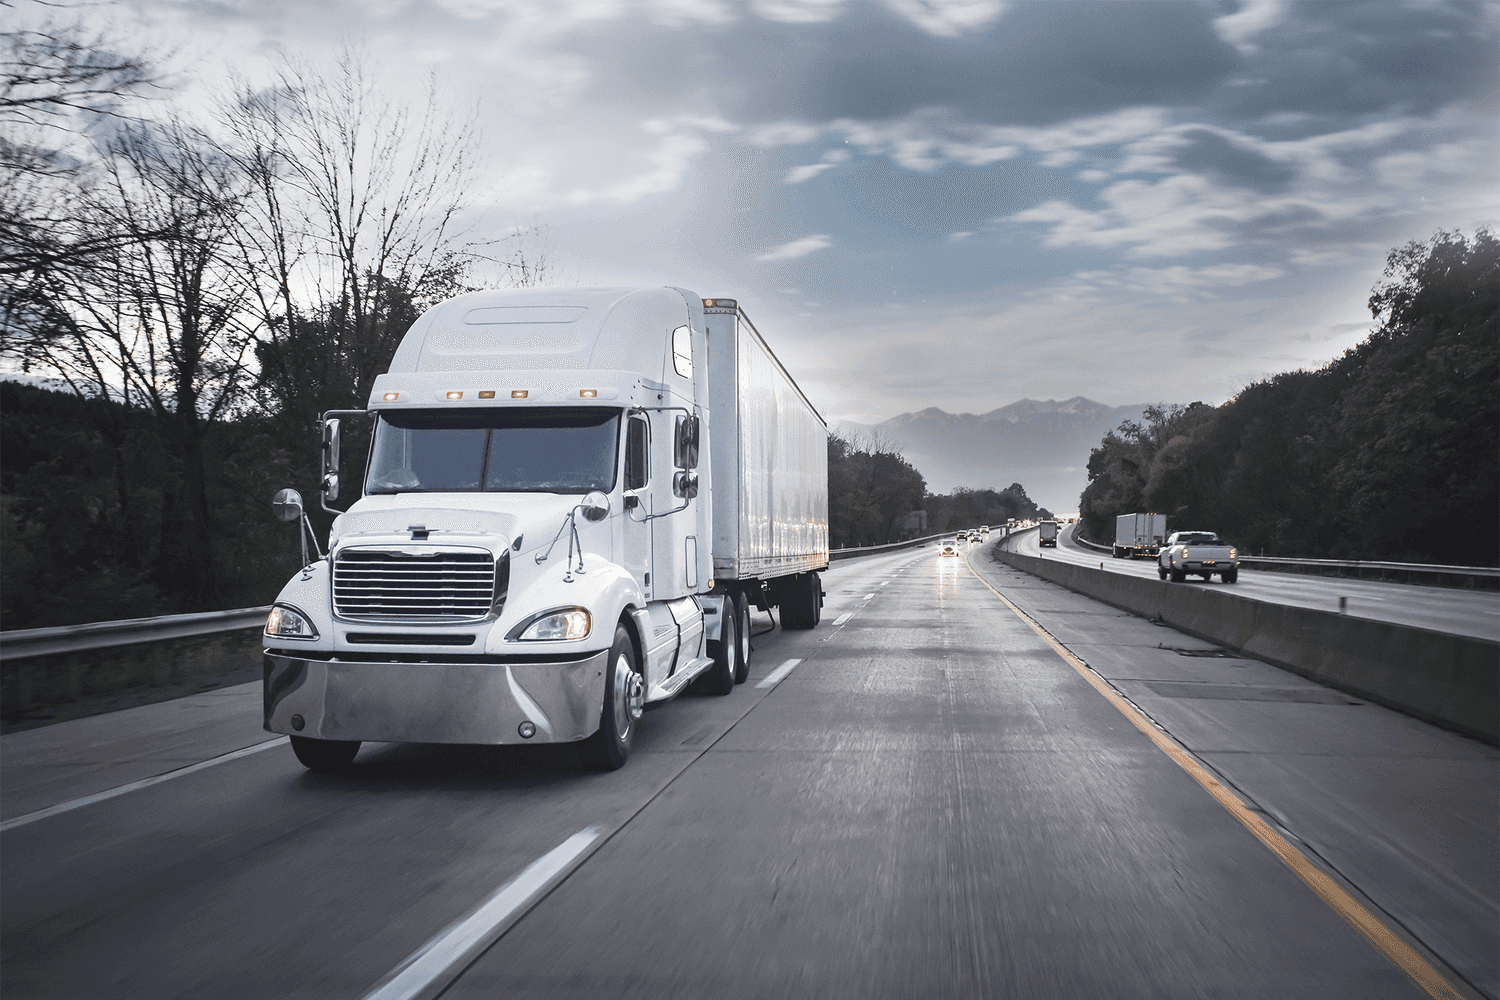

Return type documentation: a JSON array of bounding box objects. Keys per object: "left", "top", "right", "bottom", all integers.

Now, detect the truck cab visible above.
[{"left": 262, "top": 287, "right": 827, "bottom": 774}]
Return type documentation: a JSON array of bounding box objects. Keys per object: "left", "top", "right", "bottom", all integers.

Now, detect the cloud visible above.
[
  {"left": 1061, "top": 263, "right": 1287, "bottom": 301},
  {"left": 756, "top": 234, "right": 833, "bottom": 260},
  {"left": 784, "top": 147, "right": 850, "bottom": 183}
]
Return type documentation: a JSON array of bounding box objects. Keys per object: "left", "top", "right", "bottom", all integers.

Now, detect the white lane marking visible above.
[
  {"left": 0, "top": 737, "right": 290, "bottom": 833},
  {"left": 363, "top": 827, "right": 600, "bottom": 1000},
  {"left": 863, "top": 593, "right": 875, "bottom": 600},
  {"left": 879, "top": 581, "right": 889, "bottom": 588},
  {"left": 831, "top": 612, "right": 855, "bottom": 626},
  {"left": 756, "top": 658, "right": 803, "bottom": 689}
]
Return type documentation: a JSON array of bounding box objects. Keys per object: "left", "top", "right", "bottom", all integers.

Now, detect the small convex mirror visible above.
[
  {"left": 272, "top": 488, "right": 304, "bottom": 522},
  {"left": 579, "top": 490, "right": 610, "bottom": 522},
  {"left": 673, "top": 471, "right": 699, "bottom": 500}
]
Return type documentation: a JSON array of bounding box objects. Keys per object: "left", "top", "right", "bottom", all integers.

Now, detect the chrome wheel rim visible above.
[{"left": 613, "top": 654, "right": 643, "bottom": 739}]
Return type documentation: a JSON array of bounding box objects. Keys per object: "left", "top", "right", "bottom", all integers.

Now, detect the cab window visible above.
[{"left": 625, "top": 415, "right": 649, "bottom": 490}]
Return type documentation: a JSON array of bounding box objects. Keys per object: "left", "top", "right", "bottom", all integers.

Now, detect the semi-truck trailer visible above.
[
  {"left": 262, "top": 287, "right": 829, "bottom": 773},
  {"left": 1113, "top": 512, "right": 1167, "bottom": 558}
]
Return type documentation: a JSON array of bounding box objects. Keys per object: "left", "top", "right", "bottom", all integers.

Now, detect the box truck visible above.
[
  {"left": 263, "top": 288, "right": 828, "bottom": 772},
  {"left": 1113, "top": 512, "right": 1168, "bottom": 558},
  {"left": 1037, "top": 520, "right": 1059, "bottom": 547}
]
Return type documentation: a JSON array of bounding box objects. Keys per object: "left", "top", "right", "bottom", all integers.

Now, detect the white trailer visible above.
[
  {"left": 1113, "top": 512, "right": 1168, "bottom": 558},
  {"left": 262, "top": 287, "right": 828, "bottom": 773}
]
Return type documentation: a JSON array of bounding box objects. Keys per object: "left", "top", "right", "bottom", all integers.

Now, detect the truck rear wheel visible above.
[
  {"left": 703, "top": 602, "right": 738, "bottom": 696},
  {"left": 290, "top": 736, "right": 360, "bottom": 773},
  {"left": 586, "top": 626, "right": 643, "bottom": 771},
  {"left": 733, "top": 591, "right": 752, "bottom": 684},
  {"left": 1223, "top": 568, "right": 1238, "bottom": 583}
]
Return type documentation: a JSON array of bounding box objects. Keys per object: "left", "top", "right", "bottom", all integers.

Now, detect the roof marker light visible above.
[
  {"left": 512, "top": 390, "right": 528, "bottom": 399},
  {"left": 383, "top": 392, "right": 399, "bottom": 401},
  {"left": 478, "top": 390, "right": 496, "bottom": 399},
  {"left": 579, "top": 389, "right": 597, "bottom": 398},
  {"left": 446, "top": 391, "right": 463, "bottom": 400}
]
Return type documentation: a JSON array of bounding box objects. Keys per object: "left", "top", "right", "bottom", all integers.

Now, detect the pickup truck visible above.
[{"left": 1158, "top": 531, "right": 1239, "bottom": 583}]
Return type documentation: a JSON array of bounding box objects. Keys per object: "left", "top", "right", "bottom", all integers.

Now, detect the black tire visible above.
[
  {"left": 290, "top": 736, "right": 360, "bottom": 773},
  {"left": 809, "top": 571, "right": 823, "bottom": 626},
  {"left": 1157, "top": 565, "right": 1168, "bottom": 580},
  {"left": 780, "top": 572, "right": 820, "bottom": 630},
  {"left": 703, "top": 601, "right": 737, "bottom": 696},
  {"left": 585, "top": 625, "right": 644, "bottom": 771},
  {"left": 732, "top": 591, "right": 752, "bottom": 684},
  {"left": 1223, "top": 568, "right": 1238, "bottom": 583},
  {"left": 1170, "top": 566, "right": 1186, "bottom": 583}
]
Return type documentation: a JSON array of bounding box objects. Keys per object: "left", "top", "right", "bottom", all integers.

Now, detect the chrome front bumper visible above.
[{"left": 263, "top": 651, "right": 609, "bottom": 745}]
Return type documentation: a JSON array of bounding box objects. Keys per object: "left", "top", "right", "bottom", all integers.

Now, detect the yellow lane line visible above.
[{"left": 965, "top": 553, "right": 1466, "bottom": 1000}]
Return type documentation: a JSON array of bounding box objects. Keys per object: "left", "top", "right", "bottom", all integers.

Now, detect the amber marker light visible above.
[
  {"left": 382, "top": 392, "right": 399, "bottom": 401},
  {"left": 579, "top": 389, "right": 597, "bottom": 398},
  {"left": 446, "top": 391, "right": 463, "bottom": 400},
  {"left": 478, "top": 390, "right": 496, "bottom": 399},
  {"left": 511, "top": 390, "right": 529, "bottom": 399}
]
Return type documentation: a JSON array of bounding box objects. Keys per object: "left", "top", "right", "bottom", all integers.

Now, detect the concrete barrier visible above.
[{"left": 992, "top": 547, "right": 1499, "bottom": 745}]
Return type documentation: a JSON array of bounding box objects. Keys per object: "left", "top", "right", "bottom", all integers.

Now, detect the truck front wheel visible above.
[
  {"left": 587, "top": 626, "right": 643, "bottom": 771},
  {"left": 1223, "top": 568, "right": 1238, "bottom": 583},
  {"left": 1170, "top": 566, "right": 1186, "bottom": 583},
  {"left": 290, "top": 736, "right": 360, "bottom": 773},
  {"left": 1157, "top": 565, "right": 1168, "bottom": 580}
]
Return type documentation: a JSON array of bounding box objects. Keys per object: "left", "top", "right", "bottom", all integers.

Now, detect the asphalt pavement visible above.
[{"left": 2, "top": 541, "right": 1493, "bottom": 999}]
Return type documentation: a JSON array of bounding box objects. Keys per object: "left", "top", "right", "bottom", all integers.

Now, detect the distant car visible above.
[
  {"left": 940, "top": 538, "right": 959, "bottom": 556},
  {"left": 1158, "top": 530, "right": 1239, "bottom": 583}
]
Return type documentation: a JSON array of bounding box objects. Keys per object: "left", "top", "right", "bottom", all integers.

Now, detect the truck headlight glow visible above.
[
  {"left": 1229, "top": 547, "right": 1237, "bottom": 559},
  {"left": 266, "top": 605, "right": 318, "bottom": 639},
  {"left": 1181, "top": 547, "right": 1191, "bottom": 560},
  {"left": 508, "top": 608, "right": 591, "bottom": 642}
]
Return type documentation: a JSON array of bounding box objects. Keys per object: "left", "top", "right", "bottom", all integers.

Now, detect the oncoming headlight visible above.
[
  {"left": 509, "top": 608, "right": 591, "bottom": 642},
  {"left": 266, "top": 605, "right": 318, "bottom": 640}
]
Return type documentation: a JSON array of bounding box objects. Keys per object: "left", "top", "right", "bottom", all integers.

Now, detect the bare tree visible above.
[
  {"left": 220, "top": 48, "right": 488, "bottom": 427},
  {"left": 30, "top": 116, "right": 258, "bottom": 602}
]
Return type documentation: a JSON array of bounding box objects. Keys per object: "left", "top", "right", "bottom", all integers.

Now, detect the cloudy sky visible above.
[{"left": 25, "top": 0, "right": 1500, "bottom": 426}]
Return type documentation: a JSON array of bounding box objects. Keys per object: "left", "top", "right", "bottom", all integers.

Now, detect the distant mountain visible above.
[{"left": 836, "top": 397, "right": 1158, "bottom": 513}]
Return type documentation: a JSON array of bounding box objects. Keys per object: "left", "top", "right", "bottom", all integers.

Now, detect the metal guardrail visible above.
[
  {"left": 1068, "top": 526, "right": 1498, "bottom": 578},
  {"left": 0, "top": 607, "right": 273, "bottom": 662},
  {"left": 830, "top": 532, "right": 948, "bottom": 560}
]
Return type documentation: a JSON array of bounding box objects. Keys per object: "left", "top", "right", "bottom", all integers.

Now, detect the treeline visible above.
[
  {"left": 828, "top": 433, "right": 1050, "bottom": 548},
  {"left": 1080, "top": 229, "right": 1498, "bottom": 566},
  {"left": 0, "top": 24, "right": 543, "bottom": 627}
]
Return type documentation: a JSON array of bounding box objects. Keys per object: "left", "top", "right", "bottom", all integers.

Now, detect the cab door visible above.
[{"left": 622, "top": 412, "right": 653, "bottom": 600}]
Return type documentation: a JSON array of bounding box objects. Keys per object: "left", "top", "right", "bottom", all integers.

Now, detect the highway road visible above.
[
  {"left": 2, "top": 542, "right": 1495, "bottom": 999},
  {"left": 1008, "top": 525, "right": 1500, "bottom": 642}
]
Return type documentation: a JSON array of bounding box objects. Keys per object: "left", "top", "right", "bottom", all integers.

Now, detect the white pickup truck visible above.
[{"left": 1158, "top": 531, "right": 1239, "bottom": 583}]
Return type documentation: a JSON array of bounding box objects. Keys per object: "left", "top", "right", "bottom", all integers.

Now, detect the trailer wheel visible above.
[
  {"left": 586, "top": 626, "right": 643, "bottom": 771},
  {"left": 733, "top": 591, "right": 752, "bottom": 684},
  {"left": 703, "top": 602, "right": 738, "bottom": 696},
  {"left": 290, "top": 736, "right": 360, "bottom": 773}
]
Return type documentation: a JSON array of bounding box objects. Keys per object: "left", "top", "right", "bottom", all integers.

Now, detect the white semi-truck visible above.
[
  {"left": 263, "top": 288, "right": 828, "bottom": 772},
  {"left": 1113, "top": 512, "right": 1168, "bottom": 558}
]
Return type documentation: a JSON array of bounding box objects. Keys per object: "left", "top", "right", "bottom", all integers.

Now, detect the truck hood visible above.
[{"left": 331, "top": 493, "right": 607, "bottom": 564}]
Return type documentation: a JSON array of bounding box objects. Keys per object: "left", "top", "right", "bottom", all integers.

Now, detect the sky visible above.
[{"left": 15, "top": 0, "right": 1500, "bottom": 428}]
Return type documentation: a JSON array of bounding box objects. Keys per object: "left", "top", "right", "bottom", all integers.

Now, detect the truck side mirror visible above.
[
  {"left": 321, "top": 418, "right": 341, "bottom": 478},
  {"left": 673, "top": 471, "right": 699, "bottom": 500},
  {"left": 674, "top": 415, "right": 699, "bottom": 470},
  {"left": 580, "top": 490, "right": 610, "bottom": 522},
  {"left": 272, "top": 488, "right": 304, "bottom": 522},
  {"left": 322, "top": 472, "right": 340, "bottom": 503}
]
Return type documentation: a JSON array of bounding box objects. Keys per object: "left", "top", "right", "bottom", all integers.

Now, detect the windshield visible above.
[{"left": 365, "top": 407, "right": 621, "bottom": 494}]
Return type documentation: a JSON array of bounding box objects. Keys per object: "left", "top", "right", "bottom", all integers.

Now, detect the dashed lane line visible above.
[
  {"left": 0, "top": 737, "right": 291, "bottom": 833},
  {"left": 755, "top": 658, "right": 803, "bottom": 689},
  {"left": 362, "top": 828, "right": 600, "bottom": 1000}
]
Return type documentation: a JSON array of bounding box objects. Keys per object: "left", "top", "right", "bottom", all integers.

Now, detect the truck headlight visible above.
[
  {"left": 508, "top": 608, "right": 591, "bottom": 642},
  {"left": 1180, "top": 547, "right": 1190, "bottom": 560},
  {"left": 1228, "top": 547, "right": 1237, "bottom": 559},
  {"left": 266, "top": 605, "right": 318, "bottom": 639}
]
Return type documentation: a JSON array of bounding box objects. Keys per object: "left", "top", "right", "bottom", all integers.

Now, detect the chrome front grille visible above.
[{"left": 333, "top": 548, "right": 497, "bottom": 620}]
